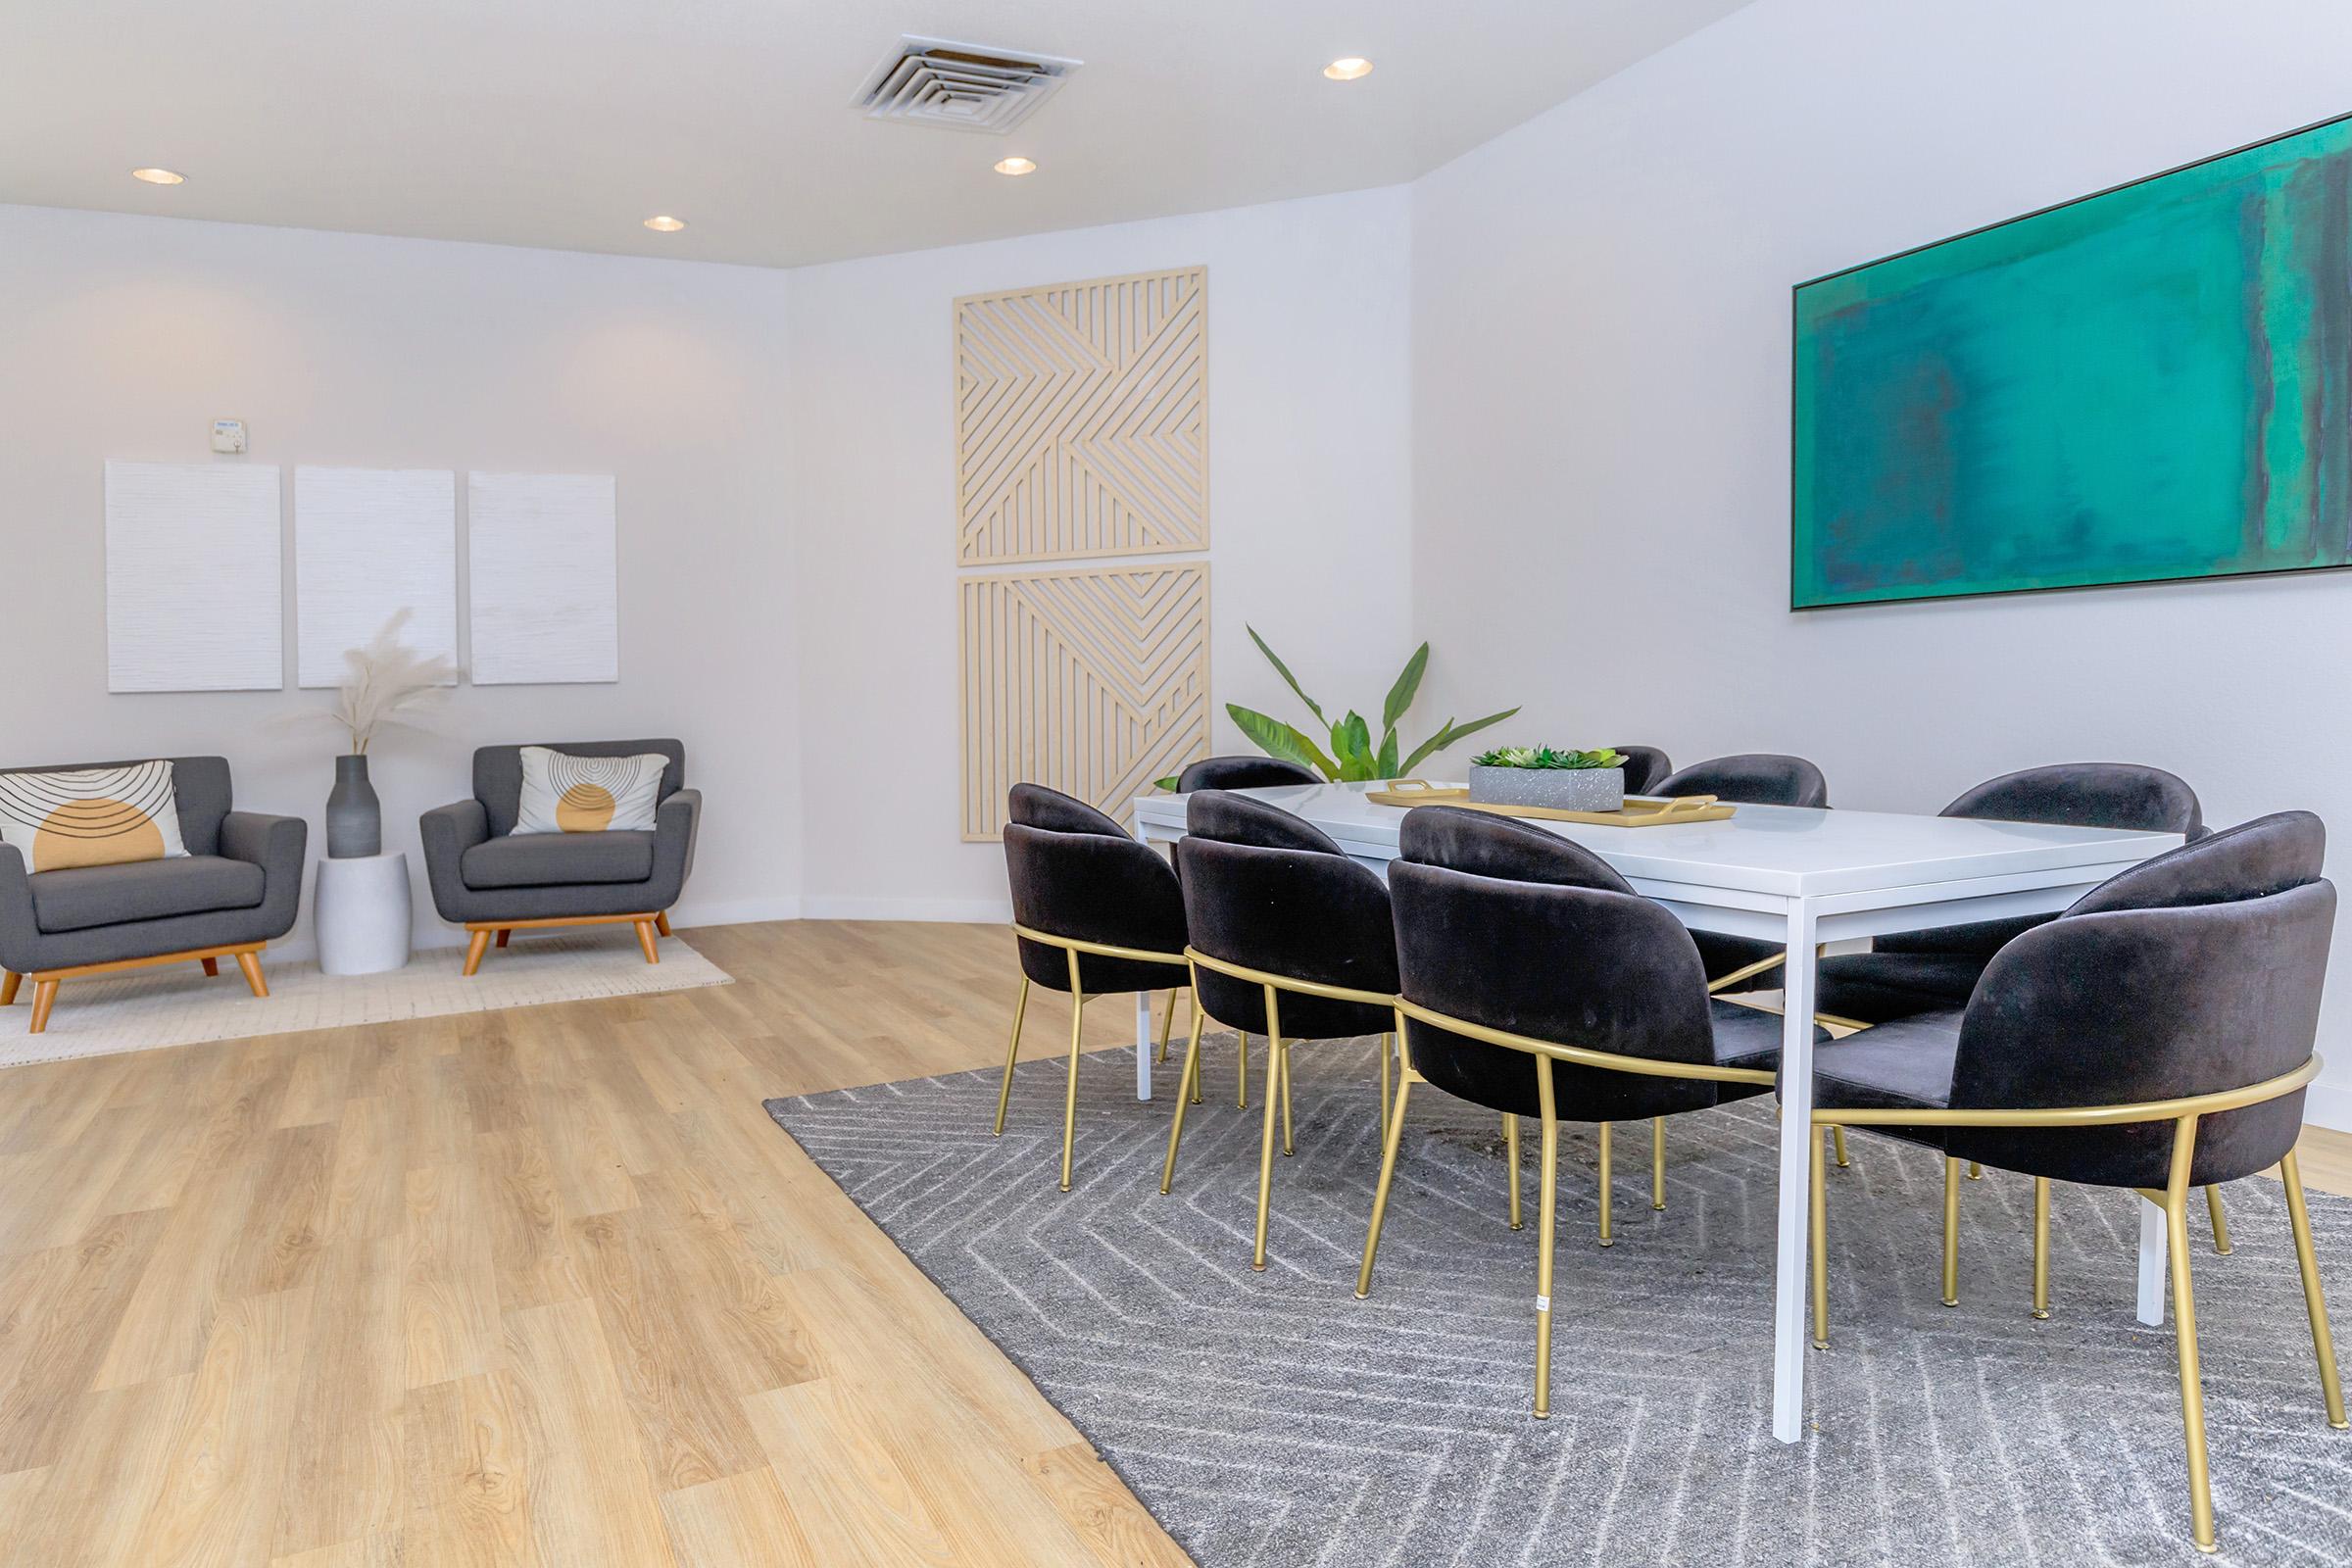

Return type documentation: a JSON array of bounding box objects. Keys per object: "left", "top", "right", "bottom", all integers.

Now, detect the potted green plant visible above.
[{"left": 1467, "top": 746, "right": 1627, "bottom": 811}]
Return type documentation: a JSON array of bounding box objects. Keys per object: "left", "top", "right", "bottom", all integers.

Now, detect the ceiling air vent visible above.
[{"left": 855, "top": 36, "right": 1081, "bottom": 135}]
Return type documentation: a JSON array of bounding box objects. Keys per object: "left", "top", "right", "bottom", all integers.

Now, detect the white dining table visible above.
[{"left": 1129, "top": 779, "right": 2184, "bottom": 1445}]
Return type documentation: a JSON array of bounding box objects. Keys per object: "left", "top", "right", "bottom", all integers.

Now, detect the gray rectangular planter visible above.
[{"left": 1467, "top": 764, "right": 1626, "bottom": 813}]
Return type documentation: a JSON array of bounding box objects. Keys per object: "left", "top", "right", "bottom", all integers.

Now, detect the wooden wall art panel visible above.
[
  {"left": 959, "top": 564, "right": 1209, "bottom": 841},
  {"left": 955, "top": 267, "right": 1208, "bottom": 566}
]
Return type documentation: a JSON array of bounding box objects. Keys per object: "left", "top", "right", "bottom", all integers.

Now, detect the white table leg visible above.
[
  {"left": 1135, "top": 994, "right": 1154, "bottom": 1101},
  {"left": 1771, "top": 901, "right": 1820, "bottom": 1444},
  {"left": 2136, "top": 1196, "right": 2168, "bottom": 1325}
]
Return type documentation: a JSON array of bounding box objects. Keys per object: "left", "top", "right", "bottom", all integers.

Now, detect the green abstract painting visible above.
[{"left": 1792, "top": 115, "right": 2352, "bottom": 609}]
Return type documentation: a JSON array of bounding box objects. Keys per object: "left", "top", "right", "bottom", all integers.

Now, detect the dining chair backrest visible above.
[
  {"left": 1948, "top": 811, "right": 2332, "bottom": 1188},
  {"left": 1002, "top": 784, "right": 1187, "bottom": 994},
  {"left": 1176, "top": 756, "right": 1321, "bottom": 793},
  {"left": 1390, "top": 807, "right": 1723, "bottom": 1120},
  {"left": 1610, "top": 746, "right": 1674, "bottom": 796},
  {"left": 1175, "top": 791, "right": 1396, "bottom": 1038},
  {"left": 1648, "top": 753, "right": 1829, "bottom": 808}
]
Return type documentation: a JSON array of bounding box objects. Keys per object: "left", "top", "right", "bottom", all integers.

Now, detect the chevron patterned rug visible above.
[{"left": 765, "top": 1031, "right": 2352, "bottom": 1567}]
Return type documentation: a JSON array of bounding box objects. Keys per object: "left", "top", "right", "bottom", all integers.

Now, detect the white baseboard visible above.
[
  {"left": 797, "top": 895, "right": 1011, "bottom": 924},
  {"left": 2304, "top": 1077, "right": 2352, "bottom": 1136},
  {"left": 670, "top": 894, "right": 805, "bottom": 930}
]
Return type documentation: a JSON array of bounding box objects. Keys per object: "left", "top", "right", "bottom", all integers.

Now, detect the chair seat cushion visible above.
[
  {"left": 1709, "top": 999, "right": 1811, "bottom": 1069},
  {"left": 1692, "top": 930, "right": 1788, "bottom": 994},
  {"left": 1810, "top": 1011, "right": 1964, "bottom": 1114},
  {"left": 29, "top": 854, "right": 265, "bottom": 934},
  {"left": 1814, "top": 952, "right": 1987, "bottom": 1024},
  {"left": 463, "top": 830, "right": 655, "bottom": 890}
]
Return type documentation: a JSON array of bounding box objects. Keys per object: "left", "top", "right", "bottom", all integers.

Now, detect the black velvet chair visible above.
[
  {"left": 1803, "top": 812, "right": 2343, "bottom": 1552},
  {"left": 1165, "top": 792, "right": 1400, "bottom": 1268},
  {"left": 998, "top": 784, "right": 1191, "bottom": 1191},
  {"left": 1176, "top": 756, "right": 1321, "bottom": 793},
  {"left": 1610, "top": 746, "right": 1674, "bottom": 797},
  {"left": 1370, "top": 807, "right": 1827, "bottom": 1416},
  {"left": 1816, "top": 762, "right": 2204, "bottom": 1026}
]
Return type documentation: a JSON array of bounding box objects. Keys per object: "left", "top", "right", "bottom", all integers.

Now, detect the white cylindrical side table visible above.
[{"left": 315, "top": 851, "right": 414, "bottom": 976}]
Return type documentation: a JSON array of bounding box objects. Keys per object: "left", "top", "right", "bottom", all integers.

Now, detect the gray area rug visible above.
[{"left": 766, "top": 1031, "right": 2352, "bottom": 1567}]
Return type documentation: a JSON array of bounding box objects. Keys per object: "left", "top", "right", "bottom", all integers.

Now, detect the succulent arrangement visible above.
[{"left": 1470, "top": 746, "right": 1626, "bottom": 771}]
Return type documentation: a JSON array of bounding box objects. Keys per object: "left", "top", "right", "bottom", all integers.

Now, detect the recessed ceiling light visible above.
[
  {"left": 642, "top": 215, "right": 686, "bottom": 232},
  {"left": 1323, "top": 57, "right": 1373, "bottom": 81},
  {"left": 994, "top": 157, "right": 1037, "bottom": 176},
  {"left": 131, "top": 167, "right": 185, "bottom": 185}
]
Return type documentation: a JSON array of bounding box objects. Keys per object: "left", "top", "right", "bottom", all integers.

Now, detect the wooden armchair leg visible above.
[
  {"left": 235, "top": 951, "right": 269, "bottom": 999},
  {"left": 634, "top": 919, "right": 661, "bottom": 964},
  {"left": 495, "top": 929, "right": 511, "bottom": 949},
  {"left": 201, "top": 956, "right": 220, "bottom": 977},
  {"left": 656, "top": 911, "right": 672, "bottom": 938},
  {"left": 0, "top": 970, "right": 18, "bottom": 1007},
  {"left": 463, "top": 929, "right": 492, "bottom": 976},
  {"left": 28, "top": 979, "right": 58, "bottom": 1034}
]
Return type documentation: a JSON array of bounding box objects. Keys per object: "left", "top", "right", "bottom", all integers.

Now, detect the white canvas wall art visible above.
[
  {"left": 104, "top": 460, "right": 284, "bottom": 692},
  {"left": 466, "top": 471, "right": 618, "bottom": 685},
  {"left": 294, "top": 466, "right": 458, "bottom": 687}
]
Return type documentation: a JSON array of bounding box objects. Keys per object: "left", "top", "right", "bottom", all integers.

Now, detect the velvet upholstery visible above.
[
  {"left": 420, "top": 745, "right": 699, "bottom": 926},
  {"left": 1644, "top": 754, "right": 1831, "bottom": 991},
  {"left": 0, "top": 767, "right": 304, "bottom": 977},
  {"left": 1818, "top": 762, "right": 2206, "bottom": 1023},
  {"left": 1611, "top": 746, "right": 1674, "bottom": 796},
  {"left": 1391, "top": 808, "right": 1820, "bottom": 1122},
  {"left": 1176, "top": 792, "right": 1396, "bottom": 1038},
  {"left": 1809, "top": 814, "right": 2332, "bottom": 1188},
  {"left": 1175, "top": 756, "right": 1321, "bottom": 794},
  {"left": 1002, "top": 785, "right": 1188, "bottom": 995}
]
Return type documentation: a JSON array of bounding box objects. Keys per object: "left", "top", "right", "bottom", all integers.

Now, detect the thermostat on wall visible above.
[{"left": 211, "top": 418, "right": 247, "bottom": 454}]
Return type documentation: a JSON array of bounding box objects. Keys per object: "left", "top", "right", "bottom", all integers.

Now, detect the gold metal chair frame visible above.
[
  {"left": 996, "top": 923, "right": 1187, "bottom": 1192},
  {"left": 1163, "top": 948, "right": 1401, "bottom": 1271},
  {"left": 1359, "top": 995, "right": 1779, "bottom": 1420},
  {"left": 1806, "top": 1054, "right": 2343, "bottom": 1554}
]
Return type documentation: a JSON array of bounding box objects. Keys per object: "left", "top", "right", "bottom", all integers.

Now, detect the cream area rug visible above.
[{"left": 0, "top": 928, "right": 731, "bottom": 1068}]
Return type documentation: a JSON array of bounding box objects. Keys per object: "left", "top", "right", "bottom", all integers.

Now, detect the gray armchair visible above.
[
  {"left": 0, "top": 756, "right": 306, "bottom": 1033},
  {"left": 420, "top": 739, "right": 701, "bottom": 974}
]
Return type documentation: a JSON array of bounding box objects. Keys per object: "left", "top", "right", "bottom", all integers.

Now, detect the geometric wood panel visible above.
[
  {"left": 959, "top": 563, "right": 1209, "bottom": 840},
  {"left": 104, "top": 460, "right": 284, "bottom": 693},
  {"left": 294, "top": 466, "right": 458, "bottom": 688},
  {"left": 955, "top": 267, "right": 1207, "bottom": 566},
  {"left": 466, "top": 471, "right": 618, "bottom": 685}
]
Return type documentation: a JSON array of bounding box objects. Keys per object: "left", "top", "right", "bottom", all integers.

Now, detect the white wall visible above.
[
  {"left": 1407, "top": 0, "right": 2352, "bottom": 1127},
  {"left": 0, "top": 205, "right": 803, "bottom": 952},
  {"left": 787, "top": 186, "right": 1417, "bottom": 919}
]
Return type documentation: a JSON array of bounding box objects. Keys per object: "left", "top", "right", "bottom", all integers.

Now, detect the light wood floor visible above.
[{"left": 0, "top": 918, "right": 2344, "bottom": 1568}]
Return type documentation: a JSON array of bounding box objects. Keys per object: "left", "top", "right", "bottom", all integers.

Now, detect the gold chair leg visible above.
[
  {"left": 2280, "top": 1151, "right": 2350, "bottom": 1429},
  {"left": 2163, "top": 1114, "right": 2216, "bottom": 1553},
  {"left": 1504, "top": 1113, "right": 1522, "bottom": 1230},
  {"left": 1379, "top": 1032, "right": 1393, "bottom": 1141},
  {"left": 1279, "top": 1039, "right": 1295, "bottom": 1157},
  {"left": 1810, "top": 1127, "right": 1829, "bottom": 1348},
  {"left": 1251, "top": 988, "right": 1285, "bottom": 1270},
  {"left": 1160, "top": 1004, "right": 1208, "bottom": 1194},
  {"left": 1355, "top": 1048, "right": 1412, "bottom": 1298},
  {"left": 1832, "top": 1125, "right": 1850, "bottom": 1168},
  {"left": 2204, "top": 1186, "right": 2232, "bottom": 1254},
  {"left": 1155, "top": 989, "right": 1179, "bottom": 1063},
  {"left": 1941, "top": 1156, "right": 1961, "bottom": 1306},
  {"left": 1058, "top": 953, "right": 1085, "bottom": 1193},
  {"left": 2032, "top": 1176, "right": 2051, "bottom": 1320},
  {"left": 992, "top": 976, "right": 1031, "bottom": 1136},
  {"left": 1651, "top": 1117, "right": 1667, "bottom": 1210},
  {"left": 1596, "top": 1121, "right": 1614, "bottom": 1247},
  {"left": 1967, "top": 1160, "right": 1983, "bottom": 1180},
  {"left": 1238, "top": 1032, "right": 1249, "bottom": 1108},
  {"left": 1533, "top": 1060, "right": 1560, "bottom": 1418}
]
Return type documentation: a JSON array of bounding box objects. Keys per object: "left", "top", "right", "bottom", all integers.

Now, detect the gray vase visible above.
[
  {"left": 1468, "top": 764, "right": 1625, "bottom": 813},
  {"left": 325, "top": 753, "right": 382, "bottom": 858}
]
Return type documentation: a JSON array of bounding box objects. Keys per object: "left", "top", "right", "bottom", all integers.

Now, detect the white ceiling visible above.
[{"left": 2, "top": 1, "right": 1747, "bottom": 270}]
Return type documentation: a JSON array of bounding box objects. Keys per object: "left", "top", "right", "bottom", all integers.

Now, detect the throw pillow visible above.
[
  {"left": 0, "top": 760, "right": 192, "bottom": 872},
  {"left": 513, "top": 747, "right": 667, "bottom": 834}
]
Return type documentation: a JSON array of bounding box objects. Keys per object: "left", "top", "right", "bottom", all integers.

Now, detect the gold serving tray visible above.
[{"left": 1364, "top": 779, "right": 1735, "bottom": 827}]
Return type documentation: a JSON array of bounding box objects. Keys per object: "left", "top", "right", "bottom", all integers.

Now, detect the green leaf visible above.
[
  {"left": 1380, "top": 643, "right": 1429, "bottom": 734},
  {"left": 1375, "top": 726, "right": 1400, "bottom": 779},
  {"left": 1247, "top": 625, "right": 1327, "bottom": 727},
  {"left": 1226, "top": 703, "right": 1338, "bottom": 779},
  {"left": 1154, "top": 775, "right": 1181, "bottom": 793},
  {"left": 1400, "top": 706, "right": 1521, "bottom": 775},
  {"left": 1332, "top": 711, "right": 1375, "bottom": 781}
]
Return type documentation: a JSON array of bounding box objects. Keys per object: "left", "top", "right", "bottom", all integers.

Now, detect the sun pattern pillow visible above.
[
  {"left": 512, "top": 747, "right": 668, "bottom": 835},
  {"left": 0, "top": 760, "right": 192, "bottom": 872}
]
